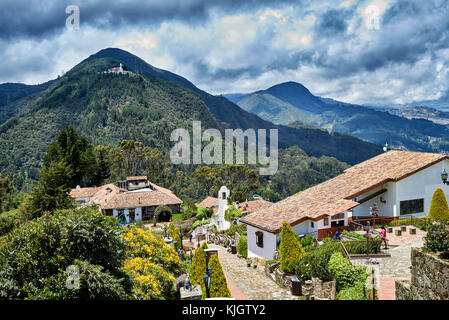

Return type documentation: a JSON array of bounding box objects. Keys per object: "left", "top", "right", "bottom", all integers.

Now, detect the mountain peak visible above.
[{"left": 266, "top": 81, "right": 313, "bottom": 96}]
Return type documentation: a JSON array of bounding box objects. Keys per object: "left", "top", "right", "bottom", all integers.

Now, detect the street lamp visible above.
[
  {"left": 203, "top": 267, "right": 212, "bottom": 298},
  {"left": 442, "top": 169, "right": 449, "bottom": 185}
]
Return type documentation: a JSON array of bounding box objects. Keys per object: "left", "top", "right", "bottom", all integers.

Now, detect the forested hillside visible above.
[{"left": 233, "top": 81, "right": 449, "bottom": 153}]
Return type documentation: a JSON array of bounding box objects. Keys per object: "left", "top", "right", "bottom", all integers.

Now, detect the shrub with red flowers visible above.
[{"left": 423, "top": 223, "right": 449, "bottom": 259}]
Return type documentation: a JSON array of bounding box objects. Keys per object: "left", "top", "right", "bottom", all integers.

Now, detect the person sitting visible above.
[{"left": 333, "top": 231, "right": 341, "bottom": 241}]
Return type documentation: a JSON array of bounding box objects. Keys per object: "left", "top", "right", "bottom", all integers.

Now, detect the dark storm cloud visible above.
[
  {"left": 0, "top": 0, "right": 300, "bottom": 40},
  {"left": 315, "top": 9, "right": 349, "bottom": 36}
]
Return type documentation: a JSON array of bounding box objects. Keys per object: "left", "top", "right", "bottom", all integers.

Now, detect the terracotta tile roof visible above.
[
  {"left": 239, "top": 200, "right": 273, "bottom": 213},
  {"left": 69, "top": 186, "right": 100, "bottom": 198},
  {"left": 196, "top": 196, "right": 218, "bottom": 208},
  {"left": 240, "top": 150, "right": 449, "bottom": 233},
  {"left": 126, "top": 176, "right": 148, "bottom": 181},
  {"left": 70, "top": 181, "right": 182, "bottom": 209},
  {"left": 102, "top": 188, "right": 182, "bottom": 209}
]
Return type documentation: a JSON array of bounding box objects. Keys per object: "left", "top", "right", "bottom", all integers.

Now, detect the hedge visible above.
[
  {"left": 343, "top": 240, "right": 381, "bottom": 254},
  {"left": 208, "top": 254, "right": 231, "bottom": 298},
  {"left": 279, "top": 222, "right": 305, "bottom": 273},
  {"left": 328, "top": 252, "right": 368, "bottom": 291},
  {"left": 294, "top": 241, "right": 341, "bottom": 282},
  {"left": 237, "top": 235, "right": 248, "bottom": 258}
]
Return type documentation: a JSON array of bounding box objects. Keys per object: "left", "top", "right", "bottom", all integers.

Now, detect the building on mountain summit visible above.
[
  {"left": 69, "top": 176, "right": 182, "bottom": 224},
  {"left": 240, "top": 150, "right": 449, "bottom": 260}
]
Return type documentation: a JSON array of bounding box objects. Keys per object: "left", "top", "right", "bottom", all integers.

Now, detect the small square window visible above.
[{"left": 323, "top": 217, "right": 329, "bottom": 226}]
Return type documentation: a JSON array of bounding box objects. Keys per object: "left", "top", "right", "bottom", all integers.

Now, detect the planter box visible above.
[
  {"left": 395, "top": 229, "right": 402, "bottom": 236},
  {"left": 387, "top": 227, "right": 393, "bottom": 233},
  {"left": 409, "top": 228, "right": 417, "bottom": 235},
  {"left": 401, "top": 226, "right": 407, "bottom": 232}
]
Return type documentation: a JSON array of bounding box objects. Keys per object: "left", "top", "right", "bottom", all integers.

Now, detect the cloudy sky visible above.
[{"left": 1, "top": 0, "right": 449, "bottom": 105}]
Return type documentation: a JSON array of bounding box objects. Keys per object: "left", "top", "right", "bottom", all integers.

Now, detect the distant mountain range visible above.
[
  {"left": 0, "top": 48, "right": 382, "bottom": 181},
  {"left": 226, "top": 81, "right": 449, "bottom": 153}
]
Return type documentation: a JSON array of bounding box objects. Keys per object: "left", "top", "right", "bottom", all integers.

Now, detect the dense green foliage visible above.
[
  {"left": 423, "top": 223, "right": 449, "bottom": 259},
  {"left": 237, "top": 235, "right": 248, "bottom": 258},
  {"left": 173, "top": 227, "right": 182, "bottom": 251},
  {"left": 279, "top": 222, "right": 306, "bottom": 273},
  {"left": 328, "top": 252, "right": 368, "bottom": 291},
  {"left": 0, "top": 206, "right": 132, "bottom": 299},
  {"left": 300, "top": 235, "right": 316, "bottom": 247},
  {"left": 189, "top": 246, "right": 206, "bottom": 287},
  {"left": 294, "top": 241, "right": 341, "bottom": 281},
  {"left": 0, "top": 176, "right": 14, "bottom": 213},
  {"left": 343, "top": 240, "right": 381, "bottom": 255},
  {"left": 428, "top": 188, "right": 449, "bottom": 222},
  {"left": 208, "top": 254, "right": 231, "bottom": 298}
]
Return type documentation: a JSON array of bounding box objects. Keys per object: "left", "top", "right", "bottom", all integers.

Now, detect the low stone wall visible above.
[
  {"left": 396, "top": 248, "right": 449, "bottom": 300},
  {"left": 207, "top": 233, "right": 235, "bottom": 249},
  {"left": 301, "top": 278, "right": 336, "bottom": 300}
]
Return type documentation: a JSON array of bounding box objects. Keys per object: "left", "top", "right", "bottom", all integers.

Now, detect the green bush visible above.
[
  {"left": 173, "top": 227, "right": 182, "bottom": 251},
  {"left": 300, "top": 235, "right": 316, "bottom": 247},
  {"left": 390, "top": 217, "right": 430, "bottom": 231},
  {"left": 328, "top": 252, "right": 368, "bottom": 291},
  {"left": 196, "top": 207, "right": 213, "bottom": 220},
  {"left": 0, "top": 207, "right": 132, "bottom": 299},
  {"left": 429, "top": 188, "right": 449, "bottom": 223},
  {"left": 191, "top": 218, "right": 211, "bottom": 232},
  {"left": 208, "top": 255, "right": 231, "bottom": 298},
  {"left": 423, "top": 223, "right": 449, "bottom": 259},
  {"left": 225, "top": 223, "right": 247, "bottom": 236},
  {"left": 237, "top": 235, "right": 248, "bottom": 258},
  {"left": 294, "top": 241, "right": 341, "bottom": 282},
  {"left": 0, "top": 209, "right": 21, "bottom": 237},
  {"left": 343, "top": 240, "right": 381, "bottom": 254},
  {"left": 189, "top": 246, "right": 206, "bottom": 286},
  {"left": 322, "top": 237, "right": 333, "bottom": 244},
  {"left": 337, "top": 280, "right": 373, "bottom": 300},
  {"left": 341, "top": 230, "right": 365, "bottom": 240},
  {"left": 279, "top": 222, "right": 306, "bottom": 273}
]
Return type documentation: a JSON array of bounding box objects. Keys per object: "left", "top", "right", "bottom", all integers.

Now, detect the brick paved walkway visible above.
[{"left": 207, "top": 243, "right": 297, "bottom": 300}]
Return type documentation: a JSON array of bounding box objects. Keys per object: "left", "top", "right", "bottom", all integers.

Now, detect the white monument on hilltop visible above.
[{"left": 211, "top": 186, "right": 231, "bottom": 232}]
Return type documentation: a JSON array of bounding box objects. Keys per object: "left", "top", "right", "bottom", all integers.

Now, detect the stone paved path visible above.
[
  {"left": 207, "top": 243, "right": 297, "bottom": 300},
  {"left": 351, "top": 236, "right": 424, "bottom": 300}
]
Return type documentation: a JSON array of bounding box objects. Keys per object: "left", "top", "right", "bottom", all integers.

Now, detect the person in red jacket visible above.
[{"left": 380, "top": 226, "right": 388, "bottom": 249}]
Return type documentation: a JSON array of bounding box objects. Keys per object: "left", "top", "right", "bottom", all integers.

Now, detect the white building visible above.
[
  {"left": 240, "top": 150, "right": 449, "bottom": 260},
  {"left": 70, "top": 176, "right": 182, "bottom": 224}
]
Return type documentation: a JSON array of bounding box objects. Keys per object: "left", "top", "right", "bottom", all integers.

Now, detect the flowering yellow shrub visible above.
[{"left": 121, "top": 226, "right": 185, "bottom": 299}]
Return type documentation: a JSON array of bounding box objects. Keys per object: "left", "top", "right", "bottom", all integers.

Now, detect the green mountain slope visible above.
[
  {"left": 0, "top": 57, "right": 223, "bottom": 179},
  {"left": 233, "top": 81, "right": 449, "bottom": 152},
  {"left": 0, "top": 82, "right": 52, "bottom": 124},
  {"left": 0, "top": 49, "right": 382, "bottom": 182},
  {"left": 82, "top": 49, "right": 382, "bottom": 163}
]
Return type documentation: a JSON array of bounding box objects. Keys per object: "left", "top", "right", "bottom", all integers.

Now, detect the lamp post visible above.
[{"left": 203, "top": 267, "right": 212, "bottom": 298}]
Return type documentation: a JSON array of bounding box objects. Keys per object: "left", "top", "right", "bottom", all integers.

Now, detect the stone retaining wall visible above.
[{"left": 396, "top": 248, "right": 449, "bottom": 300}]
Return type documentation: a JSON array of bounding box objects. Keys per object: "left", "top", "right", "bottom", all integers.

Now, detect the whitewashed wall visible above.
[
  {"left": 247, "top": 225, "right": 278, "bottom": 260},
  {"left": 396, "top": 160, "right": 449, "bottom": 218},
  {"left": 352, "top": 160, "right": 449, "bottom": 218}
]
